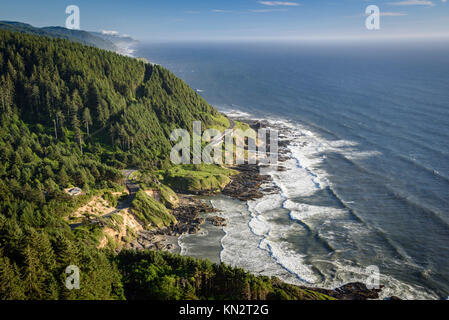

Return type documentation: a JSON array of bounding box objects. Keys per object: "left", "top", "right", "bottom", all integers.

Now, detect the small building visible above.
[{"left": 66, "top": 187, "right": 83, "bottom": 197}]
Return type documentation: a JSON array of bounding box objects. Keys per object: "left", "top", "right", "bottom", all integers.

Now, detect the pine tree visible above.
[
  {"left": 52, "top": 118, "right": 58, "bottom": 139},
  {"left": 56, "top": 110, "right": 65, "bottom": 137},
  {"left": 57, "top": 168, "right": 69, "bottom": 187},
  {"left": 72, "top": 114, "right": 83, "bottom": 154},
  {"left": 0, "top": 75, "right": 14, "bottom": 114},
  {"left": 71, "top": 90, "right": 83, "bottom": 114},
  {"left": 22, "top": 245, "right": 45, "bottom": 299},
  {"left": 82, "top": 108, "right": 92, "bottom": 135},
  {"left": 6, "top": 60, "right": 16, "bottom": 79},
  {"left": 31, "top": 84, "right": 40, "bottom": 115},
  {"left": 0, "top": 253, "right": 26, "bottom": 300}
]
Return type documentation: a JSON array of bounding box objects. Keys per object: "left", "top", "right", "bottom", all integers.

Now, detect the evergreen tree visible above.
[
  {"left": 0, "top": 253, "right": 26, "bottom": 300},
  {"left": 0, "top": 29, "right": 326, "bottom": 302},
  {"left": 82, "top": 108, "right": 92, "bottom": 135}
]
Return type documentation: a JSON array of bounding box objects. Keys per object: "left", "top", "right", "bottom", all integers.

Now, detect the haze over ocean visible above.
[{"left": 136, "top": 41, "right": 449, "bottom": 299}]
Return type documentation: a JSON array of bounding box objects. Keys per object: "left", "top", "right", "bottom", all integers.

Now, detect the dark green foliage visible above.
[
  {"left": 0, "top": 215, "right": 124, "bottom": 300},
  {"left": 0, "top": 113, "right": 123, "bottom": 223},
  {"left": 0, "top": 29, "right": 332, "bottom": 301},
  {"left": 116, "top": 250, "right": 334, "bottom": 300},
  {"left": 0, "top": 29, "right": 224, "bottom": 168},
  {"left": 0, "top": 108, "right": 124, "bottom": 300},
  {"left": 103, "top": 191, "right": 118, "bottom": 207}
]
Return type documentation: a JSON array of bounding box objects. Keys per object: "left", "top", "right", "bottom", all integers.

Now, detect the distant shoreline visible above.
[{"left": 115, "top": 41, "right": 137, "bottom": 57}]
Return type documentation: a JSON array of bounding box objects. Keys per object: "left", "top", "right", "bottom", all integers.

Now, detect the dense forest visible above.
[
  {"left": 0, "top": 27, "right": 226, "bottom": 235},
  {"left": 117, "top": 250, "right": 333, "bottom": 300},
  {"left": 0, "top": 29, "right": 332, "bottom": 300}
]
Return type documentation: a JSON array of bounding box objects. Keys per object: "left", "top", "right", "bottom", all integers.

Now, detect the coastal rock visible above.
[
  {"left": 127, "top": 195, "right": 216, "bottom": 251},
  {"left": 278, "top": 155, "right": 290, "bottom": 162},
  {"left": 208, "top": 216, "right": 227, "bottom": 227},
  {"left": 222, "top": 164, "right": 273, "bottom": 201},
  {"left": 306, "top": 282, "right": 384, "bottom": 300}
]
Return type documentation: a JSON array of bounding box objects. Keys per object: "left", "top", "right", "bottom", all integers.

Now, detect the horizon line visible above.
[{"left": 135, "top": 32, "right": 449, "bottom": 42}]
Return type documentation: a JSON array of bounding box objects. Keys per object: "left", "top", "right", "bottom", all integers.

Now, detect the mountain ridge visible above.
[{"left": 0, "top": 21, "right": 136, "bottom": 52}]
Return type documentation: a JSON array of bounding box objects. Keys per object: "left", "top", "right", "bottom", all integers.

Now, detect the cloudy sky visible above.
[{"left": 1, "top": 0, "right": 449, "bottom": 41}]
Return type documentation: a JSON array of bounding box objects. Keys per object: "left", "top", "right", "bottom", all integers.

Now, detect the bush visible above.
[{"left": 130, "top": 191, "right": 177, "bottom": 228}]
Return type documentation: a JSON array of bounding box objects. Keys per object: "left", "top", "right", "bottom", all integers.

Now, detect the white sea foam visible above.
[
  {"left": 318, "top": 259, "right": 439, "bottom": 300},
  {"left": 180, "top": 112, "right": 437, "bottom": 299},
  {"left": 247, "top": 214, "right": 270, "bottom": 237},
  {"left": 252, "top": 117, "right": 433, "bottom": 298},
  {"left": 286, "top": 200, "right": 346, "bottom": 222},
  {"left": 221, "top": 109, "right": 252, "bottom": 119},
  {"left": 212, "top": 194, "right": 318, "bottom": 285},
  {"left": 261, "top": 239, "right": 318, "bottom": 284},
  {"left": 211, "top": 116, "right": 386, "bottom": 288},
  {"left": 116, "top": 43, "right": 136, "bottom": 57},
  {"left": 215, "top": 197, "right": 290, "bottom": 278},
  {"left": 178, "top": 233, "right": 188, "bottom": 256}
]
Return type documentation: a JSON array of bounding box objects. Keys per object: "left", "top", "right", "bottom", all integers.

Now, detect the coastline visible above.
[
  {"left": 124, "top": 114, "right": 390, "bottom": 300},
  {"left": 3, "top": 23, "right": 447, "bottom": 302},
  {"left": 107, "top": 36, "right": 447, "bottom": 301},
  {"left": 115, "top": 41, "right": 138, "bottom": 57},
  {"left": 79, "top": 109, "right": 439, "bottom": 300},
  {"left": 91, "top": 42, "right": 441, "bottom": 297},
  {"left": 168, "top": 111, "right": 440, "bottom": 300}
]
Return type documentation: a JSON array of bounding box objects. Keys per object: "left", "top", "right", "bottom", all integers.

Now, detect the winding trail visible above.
[
  {"left": 69, "top": 116, "right": 234, "bottom": 229},
  {"left": 69, "top": 169, "right": 139, "bottom": 229}
]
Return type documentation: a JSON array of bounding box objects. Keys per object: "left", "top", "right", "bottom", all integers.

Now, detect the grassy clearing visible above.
[
  {"left": 159, "top": 164, "right": 238, "bottom": 193},
  {"left": 233, "top": 120, "right": 252, "bottom": 132},
  {"left": 206, "top": 113, "right": 231, "bottom": 132},
  {"left": 131, "top": 170, "right": 180, "bottom": 208},
  {"left": 157, "top": 183, "right": 179, "bottom": 208},
  {"left": 131, "top": 190, "right": 177, "bottom": 229}
]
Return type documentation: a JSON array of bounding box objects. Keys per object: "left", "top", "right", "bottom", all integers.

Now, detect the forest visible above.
[{"left": 0, "top": 29, "right": 332, "bottom": 300}]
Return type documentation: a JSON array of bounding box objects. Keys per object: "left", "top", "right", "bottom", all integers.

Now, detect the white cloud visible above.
[
  {"left": 101, "top": 30, "right": 119, "bottom": 35},
  {"left": 388, "top": 0, "right": 434, "bottom": 6},
  {"left": 348, "top": 11, "right": 407, "bottom": 18},
  {"left": 259, "top": 1, "right": 300, "bottom": 6},
  {"left": 249, "top": 8, "right": 289, "bottom": 12},
  {"left": 211, "top": 9, "right": 232, "bottom": 13},
  {"left": 100, "top": 30, "right": 132, "bottom": 38},
  {"left": 379, "top": 12, "right": 408, "bottom": 16}
]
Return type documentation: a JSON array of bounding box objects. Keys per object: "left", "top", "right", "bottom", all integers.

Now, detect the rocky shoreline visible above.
[
  {"left": 222, "top": 164, "right": 274, "bottom": 201},
  {"left": 125, "top": 194, "right": 216, "bottom": 251},
  {"left": 125, "top": 160, "right": 273, "bottom": 252},
  {"left": 126, "top": 118, "right": 391, "bottom": 300},
  {"left": 303, "top": 282, "right": 385, "bottom": 300},
  {"left": 126, "top": 118, "right": 279, "bottom": 252}
]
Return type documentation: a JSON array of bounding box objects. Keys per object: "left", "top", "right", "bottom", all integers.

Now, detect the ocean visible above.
[{"left": 135, "top": 40, "right": 449, "bottom": 299}]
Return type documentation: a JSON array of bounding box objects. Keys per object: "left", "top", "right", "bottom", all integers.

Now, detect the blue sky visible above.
[{"left": 1, "top": 0, "right": 449, "bottom": 41}]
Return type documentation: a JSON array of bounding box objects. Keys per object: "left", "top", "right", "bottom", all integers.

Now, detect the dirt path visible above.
[
  {"left": 102, "top": 169, "right": 139, "bottom": 218},
  {"left": 69, "top": 169, "right": 139, "bottom": 229}
]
